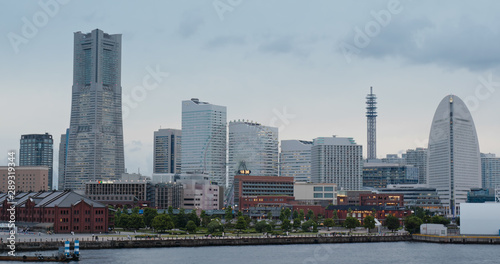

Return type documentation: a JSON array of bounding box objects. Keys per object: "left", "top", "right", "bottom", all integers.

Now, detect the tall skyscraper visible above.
[
  {"left": 64, "top": 29, "right": 125, "bottom": 191},
  {"left": 311, "top": 136, "right": 363, "bottom": 190},
  {"left": 154, "top": 128, "right": 182, "bottom": 174},
  {"left": 280, "top": 139, "right": 312, "bottom": 182},
  {"left": 405, "top": 148, "right": 428, "bottom": 184},
  {"left": 19, "top": 133, "right": 53, "bottom": 190},
  {"left": 481, "top": 153, "right": 500, "bottom": 189},
  {"left": 228, "top": 120, "right": 279, "bottom": 187},
  {"left": 427, "top": 95, "right": 481, "bottom": 217},
  {"left": 58, "top": 129, "right": 69, "bottom": 190},
  {"left": 366, "top": 87, "right": 377, "bottom": 160},
  {"left": 181, "top": 98, "right": 227, "bottom": 186}
]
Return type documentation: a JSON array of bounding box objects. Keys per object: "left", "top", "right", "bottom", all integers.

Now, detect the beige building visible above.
[
  {"left": 0, "top": 166, "right": 49, "bottom": 193},
  {"left": 293, "top": 182, "right": 337, "bottom": 205}
]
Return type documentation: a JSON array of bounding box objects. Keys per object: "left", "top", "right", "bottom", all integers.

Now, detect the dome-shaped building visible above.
[{"left": 427, "top": 95, "right": 481, "bottom": 217}]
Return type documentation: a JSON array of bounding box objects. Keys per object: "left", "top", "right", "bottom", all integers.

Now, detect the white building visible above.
[
  {"left": 228, "top": 120, "right": 278, "bottom": 188},
  {"left": 481, "top": 153, "right": 500, "bottom": 189},
  {"left": 177, "top": 173, "right": 221, "bottom": 211},
  {"left": 294, "top": 182, "right": 337, "bottom": 204},
  {"left": 311, "top": 136, "right": 363, "bottom": 190},
  {"left": 154, "top": 128, "right": 182, "bottom": 174},
  {"left": 427, "top": 95, "right": 481, "bottom": 217},
  {"left": 461, "top": 203, "right": 500, "bottom": 235},
  {"left": 420, "top": 224, "right": 447, "bottom": 236},
  {"left": 181, "top": 98, "right": 227, "bottom": 187},
  {"left": 280, "top": 140, "right": 312, "bottom": 182}
]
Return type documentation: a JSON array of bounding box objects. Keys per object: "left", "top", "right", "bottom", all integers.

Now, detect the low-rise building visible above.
[
  {"left": 0, "top": 190, "right": 108, "bottom": 233},
  {"left": 0, "top": 166, "right": 49, "bottom": 193},
  {"left": 234, "top": 175, "right": 294, "bottom": 209},
  {"left": 177, "top": 173, "right": 221, "bottom": 211},
  {"left": 294, "top": 182, "right": 337, "bottom": 206},
  {"left": 363, "top": 162, "right": 418, "bottom": 188},
  {"left": 359, "top": 193, "right": 404, "bottom": 207},
  {"left": 380, "top": 184, "right": 443, "bottom": 213},
  {"left": 420, "top": 223, "right": 447, "bottom": 236},
  {"left": 85, "top": 179, "right": 151, "bottom": 208},
  {"left": 325, "top": 205, "right": 410, "bottom": 226}
]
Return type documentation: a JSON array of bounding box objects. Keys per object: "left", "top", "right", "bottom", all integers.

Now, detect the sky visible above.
[{"left": 2, "top": 0, "right": 500, "bottom": 187}]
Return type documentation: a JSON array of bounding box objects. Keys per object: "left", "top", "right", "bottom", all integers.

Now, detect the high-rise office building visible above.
[
  {"left": 181, "top": 98, "right": 227, "bottom": 186},
  {"left": 311, "top": 136, "right": 363, "bottom": 190},
  {"left": 154, "top": 128, "right": 182, "bottom": 174},
  {"left": 280, "top": 139, "right": 312, "bottom": 182},
  {"left": 64, "top": 29, "right": 125, "bottom": 191},
  {"left": 405, "top": 148, "right": 428, "bottom": 184},
  {"left": 366, "top": 87, "right": 377, "bottom": 160},
  {"left": 481, "top": 153, "right": 500, "bottom": 189},
  {"left": 19, "top": 133, "right": 53, "bottom": 190},
  {"left": 427, "top": 95, "right": 481, "bottom": 217},
  {"left": 228, "top": 120, "right": 278, "bottom": 188},
  {"left": 58, "top": 129, "right": 69, "bottom": 190}
]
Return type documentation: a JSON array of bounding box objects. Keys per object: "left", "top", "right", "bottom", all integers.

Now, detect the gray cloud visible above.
[
  {"left": 349, "top": 15, "right": 500, "bottom": 70},
  {"left": 205, "top": 35, "right": 246, "bottom": 49},
  {"left": 177, "top": 10, "right": 204, "bottom": 38}
]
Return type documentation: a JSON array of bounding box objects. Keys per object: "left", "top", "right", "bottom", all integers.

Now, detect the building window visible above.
[
  {"left": 313, "top": 187, "right": 323, "bottom": 192},
  {"left": 324, "top": 187, "right": 334, "bottom": 192},
  {"left": 314, "top": 193, "right": 323, "bottom": 198},
  {"left": 324, "top": 193, "right": 334, "bottom": 198}
]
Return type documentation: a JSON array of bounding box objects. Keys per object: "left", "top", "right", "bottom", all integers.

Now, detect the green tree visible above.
[
  {"left": 176, "top": 208, "right": 187, "bottom": 228},
  {"left": 385, "top": 214, "right": 400, "bottom": 232},
  {"left": 332, "top": 210, "right": 339, "bottom": 225},
  {"left": 281, "top": 219, "right": 291, "bottom": 232},
  {"left": 301, "top": 219, "right": 316, "bottom": 232},
  {"left": 404, "top": 215, "right": 423, "bottom": 234},
  {"left": 151, "top": 214, "right": 174, "bottom": 232},
  {"left": 200, "top": 210, "right": 211, "bottom": 227},
  {"left": 323, "top": 218, "right": 335, "bottom": 230},
  {"left": 143, "top": 208, "right": 158, "bottom": 227},
  {"left": 167, "top": 206, "right": 174, "bottom": 216},
  {"left": 225, "top": 206, "right": 234, "bottom": 221},
  {"left": 207, "top": 219, "right": 223, "bottom": 234},
  {"left": 129, "top": 214, "right": 145, "bottom": 230},
  {"left": 117, "top": 214, "right": 130, "bottom": 229},
  {"left": 284, "top": 208, "right": 291, "bottom": 220},
  {"left": 235, "top": 216, "right": 247, "bottom": 232},
  {"left": 306, "top": 210, "right": 314, "bottom": 220},
  {"left": 186, "top": 220, "right": 197, "bottom": 233},
  {"left": 299, "top": 209, "right": 305, "bottom": 220},
  {"left": 188, "top": 210, "right": 201, "bottom": 226},
  {"left": 292, "top": 218, "right": 301, "bottom": 230},
  {"left": 132, "top": 207, "right": 140, "bottom": 215},
  {"left": 363, "top": 215, "right": 376, "bottom": 230},
  {"left": 344, "top": 216, "right": 359, "bottom": 232},
  {"left": 266, "top": 211, "right": 273, "bottom": 220},
  {"left": 292, "top": 210, "right": 299, "bottom": 219},
  {"left": 431, "top": 215, "right": 450, "bottom": 226},
  {"left": 255, "top": 220, "right": 272, "bottom": 233}
]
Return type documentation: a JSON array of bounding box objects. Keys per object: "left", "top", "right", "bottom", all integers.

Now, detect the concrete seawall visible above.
[
  {"left": 1, "top": 235, "right": 412, "bottom": 252},
  {"left": 413, "top": 234, "right": 500, "bottom": 244}
]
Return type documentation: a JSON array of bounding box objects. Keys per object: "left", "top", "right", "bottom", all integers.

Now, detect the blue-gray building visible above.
[
  {"left": 363, "top": 162, "right": 418, "bottom": 189},
  {"left": 64, "top": 29, "right": 125, "bottom": 191},
  {"left": 19, "top": 133, "right": 53, "bottom": 190}
]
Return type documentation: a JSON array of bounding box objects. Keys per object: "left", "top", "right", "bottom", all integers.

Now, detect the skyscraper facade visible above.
[
  {"left": 64, "top": 29, "right": 125, "bottom": 191},
  {"left": 427, "top": 95, "right": 481, "bottom": 217},
  {"left": 481, "top": 153, "right": 500, "bottom": 189},
  {"left": 19, "top": 133, "right": 53, "bottom": 190},
  {"left": 280, "top": 139, "right": 312, "bottom": 182},
  {"left": 181, "top": 98, "right": 227, "bottom": 186},
  {"left": 366, "top": 87, "right": 377, "bottom": 160},
  {"left": 405, "top": 148, "right": 428, "bottom": 184},
  {"left": 58, "top": 129, "right": 69, "bottom": 190},
  {"left": 154, "top": 128, "right": 182, "bottom": 174},
  {"left": 311, "top": 136, "right": 363, "bottom": 190},
  {"left": 228, "top": 120, "right": 279, "bottom": 188}
]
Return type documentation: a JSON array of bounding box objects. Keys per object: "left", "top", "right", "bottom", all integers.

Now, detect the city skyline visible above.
[{"left": 3, "top": 1, "right": 500, "bottom": 180}]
